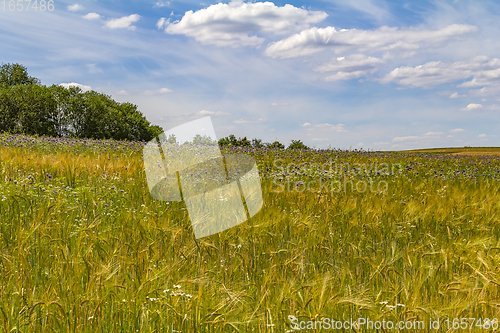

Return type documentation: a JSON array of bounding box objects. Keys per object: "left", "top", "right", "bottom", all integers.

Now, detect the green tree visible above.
[
  {"left": 0, "top": 87, "right": 17, "bottom": 133},
  {"left": 236, "top": 136, "right": 251, "bottom": 147},
  {"left": 267, "top": 141, "right": 285, "bottom": 149},
  {"left": 218, "top": 134, "right": 237, "bottom": 146},
  {"left": 251, "top": 138, "right": 264, "bottom": 148},
  {"left": 288, "top": 139, "right": 309, "bottom": 150},
  {"left": 48, "top": 84, "right": 81, "bottom": 137},
  {"left": 165, "top": 134, "right": 177, "bottom": 144},
  {"left": 218, "top": 135, "right": 252, "bottom": 147},
  {"left": 0, "top": 63, "right": 163, "bottom": 140},
  {"left": 0, "top": 84, "right": 57, "bottom": 136},
  {"left": 192, "top": 134, "right": 216, "bottom": 145},
  {"left": 0, "top": 63, "right": 40, "bottom": 87}
]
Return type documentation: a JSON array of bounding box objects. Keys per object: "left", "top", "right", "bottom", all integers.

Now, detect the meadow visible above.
[{"left": 1, "top": 133, "right": 500, "bottom": 332}]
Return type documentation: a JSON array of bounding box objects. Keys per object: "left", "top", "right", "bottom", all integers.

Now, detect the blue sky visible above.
[{"left": 1, "top": 0, "right": 500, "bottom": 150}]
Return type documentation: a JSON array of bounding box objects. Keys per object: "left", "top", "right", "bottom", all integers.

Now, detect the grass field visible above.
[
  {"left": 405, "top": 147, "right": 500, "bottom": 156},
  {"left": 1, "top": 134, "right": 500, "bottom": 332}
]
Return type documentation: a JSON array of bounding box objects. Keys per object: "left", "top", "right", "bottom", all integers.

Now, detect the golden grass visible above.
[{"left": 1, "top": 144, "right": 500, "bottom": 332}]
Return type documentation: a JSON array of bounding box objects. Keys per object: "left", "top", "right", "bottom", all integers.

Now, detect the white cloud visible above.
[
  {"left": 478, "top": 134, "right": 487, "bottom": 138},
  {"left": 154, "top": 1, "right": 170, "bottom": 8},
  {"left": 449, "top": 92, "right": 460, "bottom": 98},
  {"left": 461, "top": 103, "right": 483, "bottom": 111},
  {"left": 486, "top": 104, "right": 500, "bottom": 110},
  {"left": 315, "top": 54, "right": 384, "bottom": 73},
  {"left": 392, "top": 136, "right": 419, "bottom": 142},
  {"left": 329, "top": 0, "right": 391, "bottom": 23},
  {"left": 233, "top": 118, "right": 265, "bottom": 124},
  {"left": 313, "top": 123, "right": 346, "bottom": 132},
  {"left": 87, "top": 63, "right": 102, "bottom": 74},
  {"left": 156, "top": 17, "right": 169, "bottom": 30},
  {"left": 312, "top": 137, "right": 328, "bottom": 141},
  {"left": 381, "top": 56, "right": 500, "bottom": 90},
  {"left": 315, "top": 54, "right": 385, "bottom": 81},
  {"left": 450, "top": 128, "right": 466, "bottom": 133},
  {"left": 105, "top": 14, "right": 141, "bottom": 30},
  {"left": 323, "top": 70, "right": 368, "bottom": 82},
  {"left": 165, "top": 1, "right": 327, "bottom": 47},
  {"left": 116, "top": 90, "right": 128, "bottom": 95},
  {"left": 144, "top": 88, "right": 173, "bottom": 95},
  {"left": 83, "top": 13, "right": 101, "bottom": 20},
  {"left": 301, "top": 122, "right": 311, "bottom": 127},
  {"left": 197, "top": 110, "right": 230, "bottom": 116},
  {"left": 424, "top": 132, "right": 443, "bottom": 136},
  {"left": 67, "top": 4, "right": 84, "bottom": 12},
  {"left": 265, "top": 24, "right": 477, "bottom": 59},
  {"left": 59, "top": 82, "right": 91, "bottom": 92}
]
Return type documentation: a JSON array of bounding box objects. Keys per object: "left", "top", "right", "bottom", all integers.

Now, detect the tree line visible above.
[
  {"left": 160, "top": 134, "right": 309, "bottom": 150},
  {"left": 218, "top": 134, "right": 309, "bottom": 150},
  {"left": 0, "top": 63, "right": 163, "bottom": 141},
  {"left": 0, "top": 63, "right": 311, "bottom": 149}
]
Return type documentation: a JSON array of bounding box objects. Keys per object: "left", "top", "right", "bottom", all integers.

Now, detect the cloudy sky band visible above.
[{"left": 0, "top": 0, "right": 499, "bottom": 149}]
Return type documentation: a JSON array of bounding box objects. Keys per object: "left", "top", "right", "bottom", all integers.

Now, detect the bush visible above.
[{"left": 287, "top": 139, "right": 309, "bottom": 150}]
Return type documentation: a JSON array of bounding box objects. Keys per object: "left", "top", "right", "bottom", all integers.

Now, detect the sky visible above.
[{"left": 1, "top": 0, "right": 500, "bottom": 150}]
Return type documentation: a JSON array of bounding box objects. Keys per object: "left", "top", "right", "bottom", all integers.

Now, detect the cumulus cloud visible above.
[
  {"left": 461, "top": 103, "right": 483, "bottom": 111},
  {"left": 392, "top": 136, "right": 419, "bottom": 143},
  {"left": 323, "top": 71, "right": 367, "bottom": 81},
  {"left": 59, "top": 82, "right": 91, "bottom": 92},
  {"left": 313, "top": 123, "right": 346, "bottom": 132},
  {"left": 381, "top": 56, "right": 500, "bottom": 90},
  {"left": 265, "top": 24, "right": 477, "bottom": 59},
  {"left": 301, "top": 122, "right": 311, "bottom": 127},
  {"left": 144, "top": 88, "right": 173, "bottom": 95},
  {"left": 67, "top": 4, "right": 84, "bottom": 12},
  {"left": 233, "top": 118, "right": 266, "bottom": 124},
  {"left": 449, "top": 92, "right": 461, "bottom": 98},
  {"left": 83, "top": 13, "right": 101, "bottom": 20},
  {"left": 156, "top": 17, "right": 169, "bottom": 30},
  {"left": 315, "top": 55, "right": 384, "bottom": 73},
  {"left": 197, "top": 110, "right": 230, "bottom": 116},
  {"left": 154, "top": 1, "right": 170, "bottom": 8},
  {"left": 424, "top": 132, "right": 443, "bottom": 137},
  {"left": 165, "top": 1, "right": 327, "bottom": 47},
  {"left": 486, "top": 104, "right": 500, "bottom": 111},
  {"left": 105, "top": 14, "right": 141, "bottom": 30},
  {"left": 315, "top": 54, "right": 385, "bottom": 81},
  {"left": 478, "top": 134, "right": 487, "bottom": 138},
  {"left": 450, "top": 128, "right": 466, "bottom": 133}
]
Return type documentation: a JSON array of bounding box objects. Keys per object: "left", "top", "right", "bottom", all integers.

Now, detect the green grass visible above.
[{"left": 1, "top": 139, "right": 500, "bottom": 332}]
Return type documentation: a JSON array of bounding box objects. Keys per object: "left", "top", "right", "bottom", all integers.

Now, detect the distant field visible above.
[
  {"left": 404, "top": 146, "right": 500, "bottom": 156},
  {"left": 2, "top": 134, "right": 500, "bottom": 332}
]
